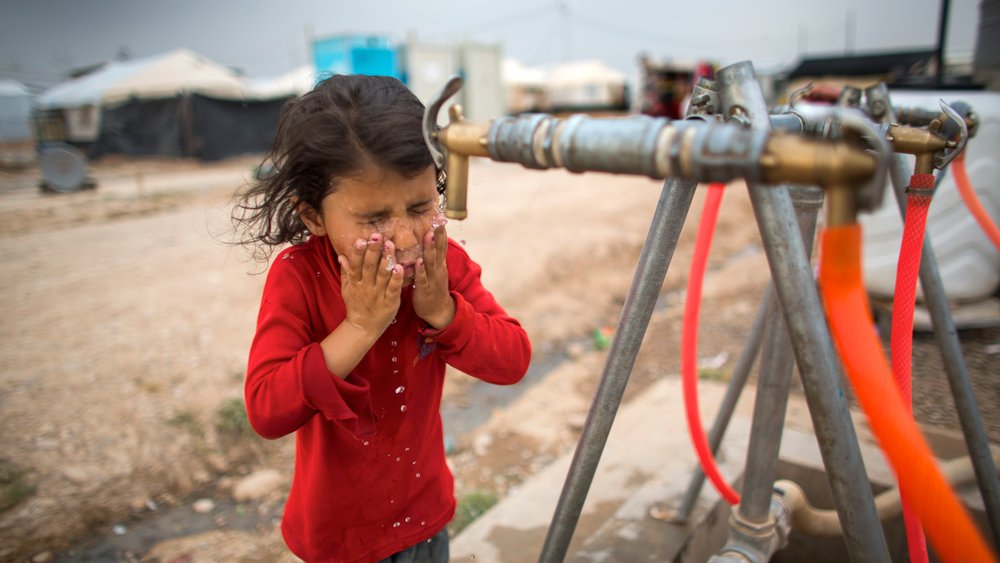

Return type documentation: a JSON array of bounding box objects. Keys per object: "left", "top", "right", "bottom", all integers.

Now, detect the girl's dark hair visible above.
[{"left": 233, "top": 74, "right": 444, "bottom": 261}]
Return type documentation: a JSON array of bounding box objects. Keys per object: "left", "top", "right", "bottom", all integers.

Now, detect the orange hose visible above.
[
  {"left": 819, "top": 224, "right": 996, "bottom": 563},
  {"left": 953, "top": 150, "right": 1000, "bottom": 251},
  {"left": 892, "top": 174, "right": 935, "bottom": 563},
  {"left": 682, "top": 182, "right": 740, "bottom": 505}
]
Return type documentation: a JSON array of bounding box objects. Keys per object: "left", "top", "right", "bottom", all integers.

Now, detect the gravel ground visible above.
[{"left": 906, "top": 324, "right": 1000, "bottom": 444}]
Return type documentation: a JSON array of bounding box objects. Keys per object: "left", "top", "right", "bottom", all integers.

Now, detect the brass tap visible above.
[
  {"left": 885, "top": 122, "right": 953, "bottom": 176},
  {"left": 421, "top": 76, "right": 491, "bottom": 221},
  {"left": 436, "top": 104, "right": 490, "bottom": 220},
  {"left": 757, "top": 107, "right": 889, "bottom": 227},
  {"left": 759, "top": 133, "right": 877, "bottom": 188}
]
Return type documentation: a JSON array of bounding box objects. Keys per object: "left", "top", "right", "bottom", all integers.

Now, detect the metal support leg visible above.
[
  {"left": 716, "top": 61, "right": 891, "bottom": 562},
  {"left": 737, "top": 185, "right": 823, "bottom": 524},
  {"left": 537, "top": 178, "right": 699, "bottom": 563},
  {"left": 737, "top": 297, "right": 795, "bottom": 522}
]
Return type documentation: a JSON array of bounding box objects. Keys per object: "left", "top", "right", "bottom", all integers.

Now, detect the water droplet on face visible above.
[
  {"left": 400, "top": 405, "right": 407, "bottom": 413},
  {"left": 460, "top": 239, "right": 467, "bottom": 246},
  {"left": 395, "top": 386, "right": 405, "bottom": 394}
]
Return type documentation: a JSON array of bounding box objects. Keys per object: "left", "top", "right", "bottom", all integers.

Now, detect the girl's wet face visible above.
[{"left": 306, "top": 165, "right": 440, "bottom": 282}]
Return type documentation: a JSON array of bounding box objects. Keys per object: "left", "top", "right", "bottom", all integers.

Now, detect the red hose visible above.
[
  {"left": 891, "top": 173, "right": 935, "bottom": 563},
  {"left": 681, "top": 182, "right": 740, "bottom": 505},
  {"left": 819, "top": 224, "right": 996, "bottom": 563},
  {"left": 954, "top": 150, "right": 1000, "bottom": 250}
]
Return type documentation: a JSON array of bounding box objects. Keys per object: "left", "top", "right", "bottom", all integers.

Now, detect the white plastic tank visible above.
[{"left": 858, "top": 90, "right": 1000, "bottom": 310}]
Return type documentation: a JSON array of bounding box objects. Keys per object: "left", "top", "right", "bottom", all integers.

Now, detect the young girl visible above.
[{"left": 234, "top": 75, "right": 532, "bottom": 562}]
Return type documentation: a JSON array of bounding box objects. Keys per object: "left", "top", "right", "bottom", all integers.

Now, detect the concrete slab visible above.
[
  {"left": 449, "top": 375, "right": 937, "bottom": 562},
  {"left": 449, "top": 377, "right": 754, "bottom": 562}
]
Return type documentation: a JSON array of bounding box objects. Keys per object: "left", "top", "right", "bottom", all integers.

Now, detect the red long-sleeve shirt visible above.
[{"left": 245, "top": 235, "right": 531, "bottom": 563}]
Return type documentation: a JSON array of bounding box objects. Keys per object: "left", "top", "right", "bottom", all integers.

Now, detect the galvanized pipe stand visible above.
[
  {"left": 422, "top": 67, "right": 934, "bottom": 562},
  {"left": 713, "top": 61, "right": 891, "bottom": 562}
]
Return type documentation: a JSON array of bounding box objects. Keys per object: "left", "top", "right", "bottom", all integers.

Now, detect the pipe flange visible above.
[
  {"left": 687, "top": 121, "right": 767, "bottom": 184},
  {"left": 487, "top": 113, "right": 553, "bottom": 169}
]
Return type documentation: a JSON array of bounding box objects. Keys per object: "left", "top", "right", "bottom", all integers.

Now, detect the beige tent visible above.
[
  {"left": 36, "top": 49, "right": 255, "bottom": 143},
  {"left": 544, "top": 60, "right": 628, "bottom": 111},
  {"left": 502, "top": 58, "right": 547, "bottom": 113},
  {"left": 37, "top": 48, "right": 253, "bottom": 110}
]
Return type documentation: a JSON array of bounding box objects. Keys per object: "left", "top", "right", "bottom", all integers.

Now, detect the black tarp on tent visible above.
[
  {"left": 90, "top": 93, "right": 291, "bottom": 161},
  {"left": 189, "top": 95, "right": 288, "bottom": 161},
  {"left": 90, "top": 96, "right": 185, "bottom": 159}
]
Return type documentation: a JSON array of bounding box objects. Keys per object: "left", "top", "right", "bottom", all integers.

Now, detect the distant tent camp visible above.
[
  {"left": 35, "top": 49, "right": 294, "bottom": 161},
  {"left": 545, "top": 60, "right": 629, "bottom": 112},
  {"left": 502, "top": 58, "right": 547, "bottom": 114}
]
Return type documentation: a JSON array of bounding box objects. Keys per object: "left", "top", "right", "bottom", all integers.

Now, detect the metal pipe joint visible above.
[{"left": 709, "top": 493, "right": 793, "bottom": 563}]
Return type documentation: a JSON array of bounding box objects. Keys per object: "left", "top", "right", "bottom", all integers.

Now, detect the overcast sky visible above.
[{"left": 0, "top": 0, "right": 982, "bottom": 92}]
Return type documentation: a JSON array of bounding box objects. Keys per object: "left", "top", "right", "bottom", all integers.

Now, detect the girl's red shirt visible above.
[{"left": 245, "top": 235, "right": 531, "bottom": 563}]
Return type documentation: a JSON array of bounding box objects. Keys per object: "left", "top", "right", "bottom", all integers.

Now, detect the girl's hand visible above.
[
  {"left": 413, "top": 215, "right": 455, "bottom": 329},
  {"left": 338, "top": 234, "right": 404, "bottom": 337}
]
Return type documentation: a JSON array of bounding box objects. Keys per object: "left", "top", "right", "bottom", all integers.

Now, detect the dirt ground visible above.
[{"left": 0, "top": 155, "right": 996, "bottom": 562}]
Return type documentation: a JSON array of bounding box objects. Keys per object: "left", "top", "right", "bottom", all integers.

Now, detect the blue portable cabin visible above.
[{"left": 312, "top": 35, "right": 401, "bottom": 79}]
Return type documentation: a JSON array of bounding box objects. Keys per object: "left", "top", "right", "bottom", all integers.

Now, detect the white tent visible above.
[
  {"left": 36, "top": 48, "right": 254, "bottom": 111},
  {"left": 246, "top": 65, "right": 317, "bottom": 99},
  {"left": 501, "top": 58, "right": 547, "bottom": 114},
  {"left": 502, "top": 58, "right": 547, "bottom": 87}
]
